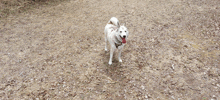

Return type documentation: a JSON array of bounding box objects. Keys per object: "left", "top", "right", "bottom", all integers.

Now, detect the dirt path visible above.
[{"left": 0, "top": 0, "right": 220, "bottom": 99}]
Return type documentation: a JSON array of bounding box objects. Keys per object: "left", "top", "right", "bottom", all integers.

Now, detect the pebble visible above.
[
  {"left": 145, "top": 95, "right": 148, "bottom": 98},
  {"left": 172, "top": 64, "right": 175, "bottom": 70}
]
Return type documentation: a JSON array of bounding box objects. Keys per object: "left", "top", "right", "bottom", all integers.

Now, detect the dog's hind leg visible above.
[{"left": 104, "top": 31, "right": 108, "bottom": 51}]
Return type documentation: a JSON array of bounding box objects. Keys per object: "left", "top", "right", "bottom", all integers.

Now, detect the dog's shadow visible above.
[
  {"left": 102, "top": 50, "right": 120, "bottom": 66},
  {"left": 100, "top": 50, "right": 125, "bottom": 81}
]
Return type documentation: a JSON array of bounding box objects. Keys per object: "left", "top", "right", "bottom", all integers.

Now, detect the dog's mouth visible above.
[{"left": 120, "top": 36, "right": 126, "bottom": 43}]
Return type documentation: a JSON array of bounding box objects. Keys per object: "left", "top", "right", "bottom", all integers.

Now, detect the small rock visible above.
[
  {"left": 172, "top": 64, "right": 175, "bottom": 70},
  {"left": 145, "top": 95, "right": 148, "bottom": 98}
]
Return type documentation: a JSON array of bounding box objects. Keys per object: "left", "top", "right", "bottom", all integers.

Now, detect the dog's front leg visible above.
[
  {"left": 109, "top": 46, "right": 115, "bottom": 65},
  {"left": 118, "top": 46, "right": 123, "bottom": 62}
]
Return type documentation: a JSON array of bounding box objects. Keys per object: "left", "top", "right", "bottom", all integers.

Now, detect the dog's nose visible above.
[{"left": 123, "top": 35, "right": 126, "bottom": 38}]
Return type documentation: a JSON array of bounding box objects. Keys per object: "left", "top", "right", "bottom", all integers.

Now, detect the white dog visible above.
[{"left": 104, "top": 17, "right": 129, "bottom": 65}]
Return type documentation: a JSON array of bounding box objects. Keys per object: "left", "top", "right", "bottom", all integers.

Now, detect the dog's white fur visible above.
[{"left": 104, "top": 17, "right": 129, "bottom": 65}]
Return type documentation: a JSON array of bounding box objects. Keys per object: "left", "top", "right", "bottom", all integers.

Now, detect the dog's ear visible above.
[
  {"left": 117, "top": 22, "right": 120, "bottom": 27},
  {"left": 122, "top": 22, "right": 126, "bottom": 26}
]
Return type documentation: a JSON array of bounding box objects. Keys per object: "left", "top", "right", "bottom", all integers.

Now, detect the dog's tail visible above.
[{"left": 108, "top": 17, "right": 120, "bottom": 27}]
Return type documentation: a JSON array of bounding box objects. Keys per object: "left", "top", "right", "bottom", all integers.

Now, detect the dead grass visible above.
[
  {"left": 0, "top": 0, "right": 68, "bottom": 18},
  {"left": 0, "top": 0, "right": 220, "bottom": 99}
]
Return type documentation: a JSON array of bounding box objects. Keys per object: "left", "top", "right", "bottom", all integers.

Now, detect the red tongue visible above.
[{"left": 122, "top": 38, "right": 126, "bottom": 43}]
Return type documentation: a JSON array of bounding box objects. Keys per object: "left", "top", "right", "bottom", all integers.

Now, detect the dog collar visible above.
[
  {"left": 114, "top": 36, "right": 122, "bottom": 48},
  {"left": 115, "top": 42, "right": 122, "bottom": 48}
]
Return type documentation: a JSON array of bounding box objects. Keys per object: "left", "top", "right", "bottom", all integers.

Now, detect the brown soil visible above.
[{"left": 0, "top": 0, "right": 220, "bottom": 99}]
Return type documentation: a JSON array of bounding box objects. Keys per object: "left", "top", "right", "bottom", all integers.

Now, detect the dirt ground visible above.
[{"left": 0, "top": 0, "right": 220, "bottom": 99}]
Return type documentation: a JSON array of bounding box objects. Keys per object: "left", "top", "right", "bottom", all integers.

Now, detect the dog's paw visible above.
[
  {"left": 108, "top": 61, "right": 112, "bottom": 65},
  {"left": 119, "top": 59, "right": 122, "bottom": 62}
]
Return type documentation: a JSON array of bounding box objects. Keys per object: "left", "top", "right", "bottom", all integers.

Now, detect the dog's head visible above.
[{"left": 117, "top": 24, "right": 129, "bottom": 43}]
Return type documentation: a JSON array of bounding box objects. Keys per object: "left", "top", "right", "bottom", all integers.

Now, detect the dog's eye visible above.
[
  {"left": 125, "top": 31, "right": 127, "bottom": 32},
  {"left": 120, "top": 31, "right": 122, "bottom": 33}
]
